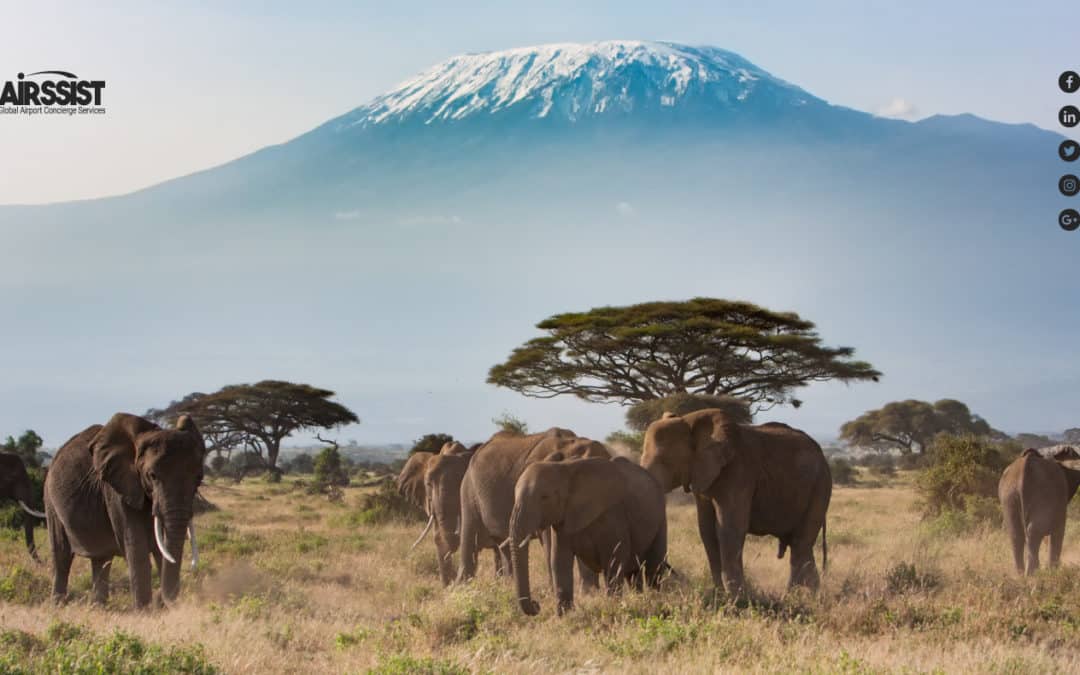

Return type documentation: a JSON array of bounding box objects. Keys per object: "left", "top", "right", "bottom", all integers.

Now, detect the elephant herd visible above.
[
  {"left": 5, "top": 406, "right": 1075, "bottom": 616},
  {"left": 397, "top": 408, "right": 832, "bottom": 615}
]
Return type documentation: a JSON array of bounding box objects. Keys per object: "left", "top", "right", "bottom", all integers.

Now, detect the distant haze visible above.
[{"left": 0, "top": 39, "right": 1075, "bottom": 448}]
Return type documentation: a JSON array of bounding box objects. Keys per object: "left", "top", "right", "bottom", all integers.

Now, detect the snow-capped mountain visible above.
[{"left": 338, "top": 40, "right": 819, "bottom": 128}]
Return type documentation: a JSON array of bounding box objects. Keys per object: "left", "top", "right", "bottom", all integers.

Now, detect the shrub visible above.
[
  {"left": 0, "top": 623, "right": 217, "bottom": 674},
  {"left": 351, "top": 480, "right": 426, "bottom": 525},
  {"left": 916, "top": 434, "right": 1009, "bottom": 519},
  {"left": 314, "top": 446, "right": 350, "bottom": 491},
  {"left": 492, "top": 412, "right": 528, "bottom": 436},
  {"left": 829, "top": 458, "right": 857, "bottom": 486},
  {"left": 0, "top": 564, "right": 50, "bottom": 605},
  {"left": 885, "top": 562, "right": 940, "bottom": 594},
  {"left": 367, "top": 655, "right": 468, "bottom": 675}
]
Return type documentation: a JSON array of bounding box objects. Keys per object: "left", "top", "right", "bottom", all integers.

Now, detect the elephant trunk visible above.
[
  {"left": 156, "top": 500, "right": 193, "bottom": 603},
  {"left": 433, "top": 487, "right": 461, "bottom": 554},
  {"left": 509, "top": 502, "right": 540, "bottom": 616}
]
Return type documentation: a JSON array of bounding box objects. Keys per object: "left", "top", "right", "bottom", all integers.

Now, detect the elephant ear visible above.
[
  {"left": 89, "top": 413, "right": 159, "bottom": 509},
  {"left": 688, "top": 412, "right": 738, "bottom": 494},
  {"left": 562, "top": 461, "right": 625, "bottom": 534}
]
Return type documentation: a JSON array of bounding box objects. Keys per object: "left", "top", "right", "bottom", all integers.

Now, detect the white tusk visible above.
[
  {"left": 410, "top": 515, "right": 435, "bottom": 552},
  {"left": 188, "top": 521, "right": 199, "bottom": 570},
  {"left": 154, "top": 516, "right": 178, "bottom": 564},
  {"left": 18, "top": 501, "right": 46, "bottom": 519},
  {"left": 518, "top": 538, "right": 529, "bottom": 550}
]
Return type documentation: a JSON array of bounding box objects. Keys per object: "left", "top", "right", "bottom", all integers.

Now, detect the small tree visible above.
[
  {"left": 409, "top": 433, "right": 455, "bottom": 456},
  {"left": 916, "top": 434, "right": 1012, "bottom": 518},
  {"left": 287, "top": 453, "right": 315, "bottom": 474},
  {"left": 314, "top": 446, "right": 349, "bottom": 490},
  {"left": 840, "top": 399, "right": 998, "bottom": 455},
  {"left": 493, "top": 413, "right": 528, "bottom": 436},
  {"left": 1, "top": 430, "right": 44, "bottom": 468}
]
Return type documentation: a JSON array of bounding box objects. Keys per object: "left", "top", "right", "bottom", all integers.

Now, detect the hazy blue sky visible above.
[{"left": 0, "top": 0, "right": 1073, "bottom": 204}]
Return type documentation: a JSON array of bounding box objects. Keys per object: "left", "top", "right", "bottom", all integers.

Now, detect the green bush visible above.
[
  {"left": 367, "top": 655, "right": 469, "bottom": 675},
  {"left": 314, "top": 446, "right": 350, "bottom": 490},
  {"left": 0, "top": 622, "right": 217, "bottom": 674},
  {"left": 916, "top": 434, "right": 1009, "bottom": 519},
  {"left": 885, "top": 562, "right": 940, "bottom": 594},
  {"left": 829, "top": 458, "right": 857, "bottom": 486},
  {"left": 0, "top": 564, "right": 50, "bottom": 605},
  {"left": 349, "top": 480, "right": 426, "bottom": 525}
]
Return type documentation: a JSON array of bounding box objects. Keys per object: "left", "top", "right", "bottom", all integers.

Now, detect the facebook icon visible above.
[{"left": 1062, "top": 71, "right": 1080, "bottom": 93}]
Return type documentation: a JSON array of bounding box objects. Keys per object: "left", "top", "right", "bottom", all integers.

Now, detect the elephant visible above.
[
  {"left": 640, "top": 409, "right": 831, "bottom": 597},
  {"left": 396, "top": 451, "right": 434, "bottom": 512},
  {"left": 999, "top": 448, "right": 1080, "bottom": 574},
  {"left": 509, "top": 455, "right": 668, "bottom": 616},
  {"left": 457, "top": 428, "right": 610, "bottom": 587},
  {"left": 410, "top": 441, "right": 505, "bottom": 584},
  {"left": 44, "top": 413, "right": 206, "bottom": 608},
  {"left": 0, "top": 452, "right": 47, "bottom": 562}
]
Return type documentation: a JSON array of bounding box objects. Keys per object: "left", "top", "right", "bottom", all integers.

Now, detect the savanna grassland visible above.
[{"left": 3, "top": 470, "right": 1080, "bottom": 674}]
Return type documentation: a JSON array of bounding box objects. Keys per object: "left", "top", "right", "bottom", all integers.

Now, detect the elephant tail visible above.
[{"left": 821, "top": 519, "right": 828, "bottom": 573}]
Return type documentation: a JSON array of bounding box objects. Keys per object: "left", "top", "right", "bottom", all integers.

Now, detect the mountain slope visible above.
[{"left": 0, "top": 41, "right": 1072, "bottom": 447}]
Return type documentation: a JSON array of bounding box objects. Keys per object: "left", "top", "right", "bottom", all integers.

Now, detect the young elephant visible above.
[
  {"left": 999, "top": 448, "right": 1080, "bottom": 574},
  {"left": 509, "top": 456, "right": 667, "bottom": 616}
]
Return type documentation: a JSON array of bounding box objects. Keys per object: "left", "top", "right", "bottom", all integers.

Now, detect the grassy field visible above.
[{"left": 3, "top": 470, "right": 1080, "bottom": 673}]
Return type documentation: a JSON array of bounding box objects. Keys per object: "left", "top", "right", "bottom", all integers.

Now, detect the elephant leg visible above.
[
  {"left": 718, "top": 529, "right": 747, "bottom": 598},
  {"left": 1049, "top": 517, "right": 1066, "bottom": 568},
  {"left": 456, "top": 505, "right": 480, "bottom": 582},
  {"left": 125, "top": 534, "right": 153, "bottom": 609},
  {"left": 1024, "top": 527, "right": 1042, "bottom": 576},
  {"left": 552, "top": 531, "right": 575, "bottom": 616},
  {"left": 577, "top": 557, "right": 600, "bottom": 593},
  {"left": 695, "top": 495, "right": 724, "bottom": 588},
  {"left": 90, "top": 557, "right": 111, "bottom": 606},
  {"left": 788, "top": 545, "right": 819, "bottom": 591},
  {"left": 49, "top": 522, "right": 74, "bottom": 605},
  {"left": 1002, "top": 499, "right": 1025, "bottom": 574}
]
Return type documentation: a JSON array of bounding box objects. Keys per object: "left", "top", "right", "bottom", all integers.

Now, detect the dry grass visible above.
[{"left": 3, "top": 470, "right": 1080, "bottom": 673}]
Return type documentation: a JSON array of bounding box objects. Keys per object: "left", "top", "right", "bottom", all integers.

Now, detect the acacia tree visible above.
[
  {"left": 154, "top": 381, "right": 359, "bottom": 473},
  {"left": 839, "top": 399, "right": 999, "bottom": 454},
  {"left": 488, "top": 298, "right": 880, "bottom": 414}
]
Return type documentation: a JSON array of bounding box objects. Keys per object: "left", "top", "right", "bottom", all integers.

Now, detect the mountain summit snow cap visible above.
[{"left": 340, "top": 40, "right": 819, "bottom": 128}]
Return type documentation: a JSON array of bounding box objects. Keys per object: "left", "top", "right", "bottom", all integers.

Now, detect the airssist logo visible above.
[{"left": 0, "top": 70, "right": 107, "bottom": 117}]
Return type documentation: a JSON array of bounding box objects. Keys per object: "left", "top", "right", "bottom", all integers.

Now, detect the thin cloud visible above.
[{"left": 875, "top": 98, "right": 920, "bottom": 120}]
